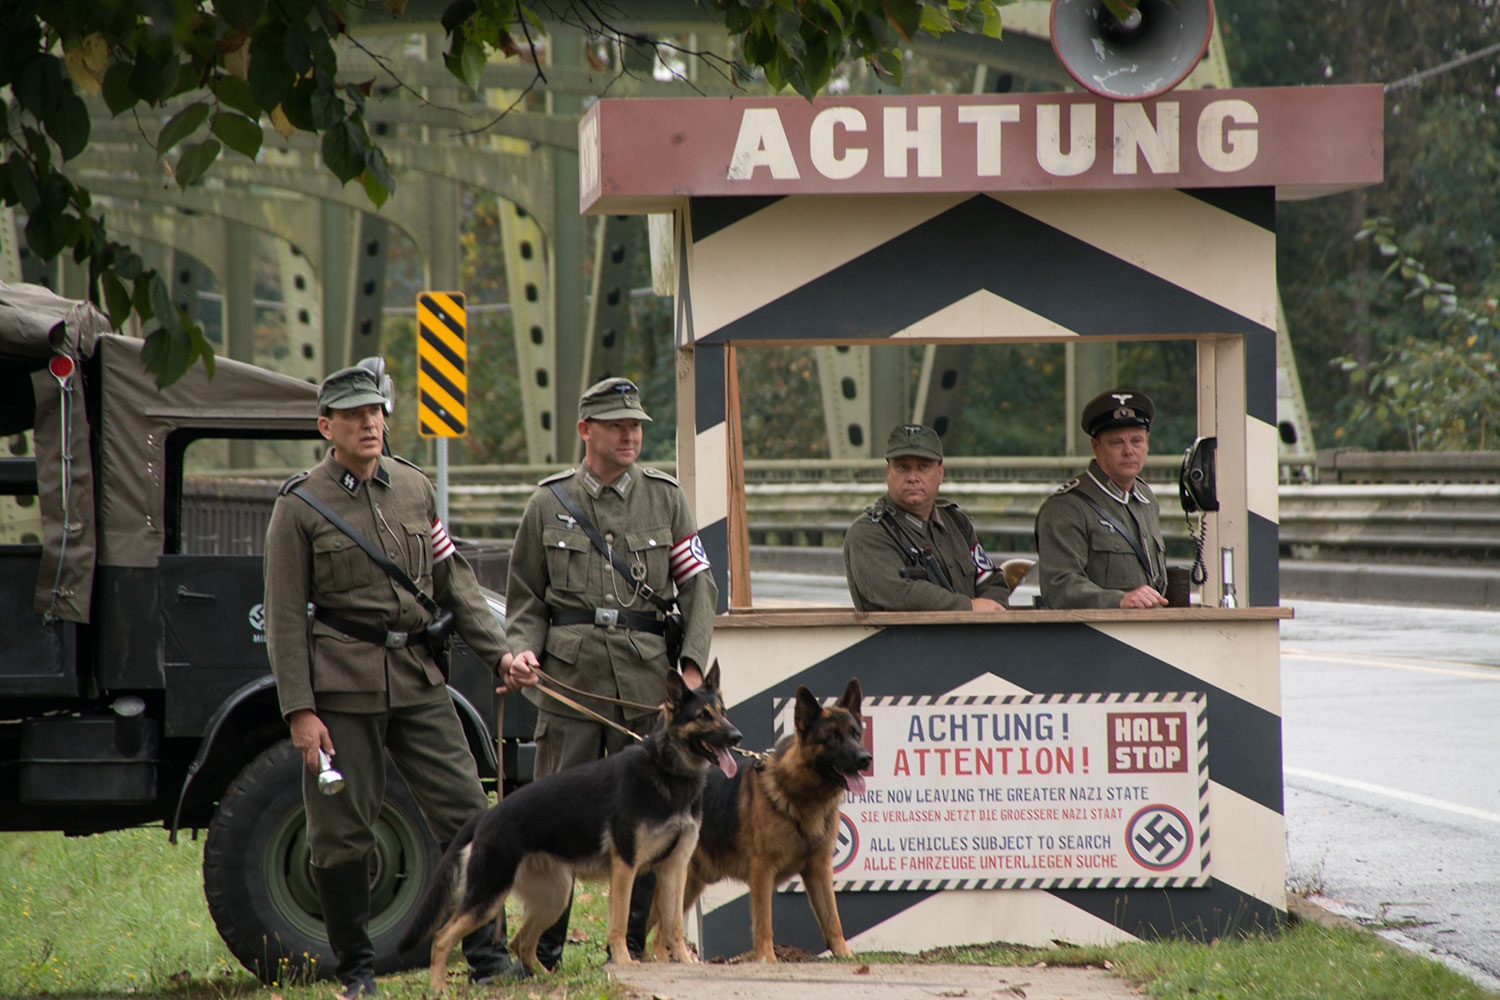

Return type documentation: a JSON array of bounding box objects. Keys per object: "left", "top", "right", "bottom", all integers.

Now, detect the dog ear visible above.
[
  {"left": 794, "top": 685, "right": 820, "bottom": 736},
  {"left": 664, "top": 669, "right": 687, "bottom": 710},
  {"left": 839, "top": 677, "right": 863, "bottom": 716},
  {"left": 704, "top": 659, "right": 722, "bottom": 692}
]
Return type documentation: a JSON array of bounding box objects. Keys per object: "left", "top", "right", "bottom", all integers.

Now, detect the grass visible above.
[{"left": 2, "top": 828, "right": 1495, "bottom": 1000}]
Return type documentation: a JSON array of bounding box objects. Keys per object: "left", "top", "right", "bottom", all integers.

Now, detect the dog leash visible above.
[
  {"left": 524, "top": 667, "right": 771, "bottom": 766},
  {"left": 527, "top": 667, "right": 652, "bottom": 744}
]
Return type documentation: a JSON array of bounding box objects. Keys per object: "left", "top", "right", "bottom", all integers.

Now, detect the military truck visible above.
[{"left": 0, "top": 281, "right": 530, "bottom": 983}]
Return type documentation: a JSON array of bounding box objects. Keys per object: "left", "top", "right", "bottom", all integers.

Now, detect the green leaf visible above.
[
  {"left": 249, "top": 22, "right": 294, "bottom": 110},
  {"left": 101, "top": 61, "right": 139, "bottom": 116},
  {"left": 444, "top": 35, "right": 485, "bottom": 91},
  {"left": 310, "top": 79, "right": 345, "bottom": 130},
  {"left": 212, "top": 75, "right": 260, "bottom": 118},
  {"left": 281, "top": 77, "right": 317, "bottom": 131},
  {"left": 128, "top": 36, "right": 179, "bottom": 104},
  {"left": 175, "top": 139, "right": 221, "bottom": 188},
  {"left": 24, "top": 204, "right": 73, "bottom": 260},
  {"left": 210, "top": 112, "right": 263, "bottom": 159},
  {"left": 43, "top": 92, "right": 91, "bottom": 162},
  {"left": 101, "top": 273, "right": 133, "bottom": 326},
  {"left": 361, "top": 144, "right": 394, "bottom": 206},
  {"left": 7, "top": 154, "right": 40, "bottom": 211},
  {"left": 885, "top": 0, "right": 923, "bottom": 41},
  {"left": 15, "top": 53, "right": 65, "bottom": 120},
  {"left": 157, "top": 101, "right": 210, "bottom": 156},
  {"left": 321, "top": 119, "right": 368, "bottom": 183},
  {"left": 216, "top": 0, "right": 266, "bottom": 30}
]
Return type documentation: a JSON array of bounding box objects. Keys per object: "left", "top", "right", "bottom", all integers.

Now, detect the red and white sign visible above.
[
  {"left": 580, "top": 86, "right": 1382, "bottom": 213},
  {"left": 781, "top": 692, "right": 1209, "bottom": 891}
]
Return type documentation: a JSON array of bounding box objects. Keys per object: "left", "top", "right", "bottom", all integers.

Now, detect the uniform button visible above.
[
  {"left": 648, "top": 539, "right": 657, "bottom": 547},
  {"left": 557, "top": 541, "right": 566, "bottom": 548},
  {"left": 605, "top": 532, "right": 615, "bottom": 543},
  {"left": 606, "top": 625, "right": 618, "bottom": 634},
  {"left": 604, "top": 593, "right": 616, "bottom": 604}
]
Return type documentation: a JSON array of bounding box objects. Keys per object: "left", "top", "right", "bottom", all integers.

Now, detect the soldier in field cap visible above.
[
  {"left": 263, "top": 361, "right": 523, "bottom": 996},
  {"left": 502, "top": 375, "right": 718, "bottom": 968},
  {"left": 1035, "top": 389, "right": 1169, "bottom": 609},
  {"left": 842, "top": 423, "right": 1011, "bottom": 612}
]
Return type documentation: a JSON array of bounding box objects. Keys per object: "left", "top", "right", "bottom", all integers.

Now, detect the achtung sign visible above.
[
  {"left": 416, "top": 292, "right": 467, "bottom": 438},
  {"left": 778, "top": 692, "right": 1209, "bottom": 892},
  {"left": 579, "top": 85, "right": 1383, "bottom": 213}
]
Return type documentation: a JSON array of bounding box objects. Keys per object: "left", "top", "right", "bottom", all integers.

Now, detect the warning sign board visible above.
[
  {"left": 778, "top": 691, "right": 1210, "bottom": 892},
  {"left": 416, "top": 291, "right": 467, "bottom": 437}
]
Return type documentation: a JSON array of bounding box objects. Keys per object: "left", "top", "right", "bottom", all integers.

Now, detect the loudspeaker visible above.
[{"left": 1050, "top": 0, "right": 1214, "bottom": 100}]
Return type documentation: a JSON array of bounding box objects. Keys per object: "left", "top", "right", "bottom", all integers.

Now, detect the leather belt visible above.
[
  {"left": 549, "top": 608, "right": 665, "bottom": 635},
  {"left": 313, "top": 606, "right": 428, "bottom": 649}
]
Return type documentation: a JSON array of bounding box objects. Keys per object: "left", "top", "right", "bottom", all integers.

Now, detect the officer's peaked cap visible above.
[{"left": 1081, "top": 389, "right": 1154, "bottom": 437}]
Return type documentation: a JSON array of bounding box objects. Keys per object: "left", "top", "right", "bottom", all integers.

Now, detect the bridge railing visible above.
[{"left": 182, "top": 452, "right": 1500, "bottom": 568}]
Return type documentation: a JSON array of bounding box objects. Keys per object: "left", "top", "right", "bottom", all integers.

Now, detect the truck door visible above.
[{"left": 159, "top": 552, "right": 274, "bottom": 738}]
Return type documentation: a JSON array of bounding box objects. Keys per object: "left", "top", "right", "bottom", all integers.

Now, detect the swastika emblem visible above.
[
  {"left": 1125, "top": 804, "right": 1194, "bottom": 871},
  {"left": 832, "top": 812, "right": 859, "bottom": 874}
]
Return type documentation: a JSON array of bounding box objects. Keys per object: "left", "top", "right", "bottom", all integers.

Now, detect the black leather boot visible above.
[
  {"left": 312, "top": 860, "right": 378, "bottom": 998},
  {"left": 464, "top": 914, "right": 525, "bottom": 982},
  {"left": 624, "top": 871, "right": 656, "bottom": 961},
  {"left": 534, "top": 893, "right": 572, "bottom": 972}
]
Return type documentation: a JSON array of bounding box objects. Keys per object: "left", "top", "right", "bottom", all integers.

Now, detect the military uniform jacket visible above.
[
  {"left": 504, "top": 464, "right": 718, "bottom": 720},
  {"left": 842, "top": 494, "right": 1011, "bottom": 612},
  {"left": 1035, "top": 459, "right": 1167, "bottom": 609},
  {"left": 264, "top": 449, "right": 507, "bottom": 717}
]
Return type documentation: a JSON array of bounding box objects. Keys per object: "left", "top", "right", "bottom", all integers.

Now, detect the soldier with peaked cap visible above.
[
  {"left": 263, "top": 363, "right": 522, "bottom": 996},
  {"left": 1035, "top": 389, "right": 1169, "bottom": 609},
  {"left": 842, "top": 423, "right": 1011, "bottom": 612},
  {"left": 503, "top": 375, "right": 718, "bottom": 968}
]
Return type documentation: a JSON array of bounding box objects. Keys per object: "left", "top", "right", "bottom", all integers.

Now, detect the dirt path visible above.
[{"left": 610, "top": 960, "right": 1145, "bottom": 999}]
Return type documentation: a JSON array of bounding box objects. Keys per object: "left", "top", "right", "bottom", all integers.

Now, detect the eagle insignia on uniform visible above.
[{"left": 555, "top": 512, "right": 578, "bottom": 529}]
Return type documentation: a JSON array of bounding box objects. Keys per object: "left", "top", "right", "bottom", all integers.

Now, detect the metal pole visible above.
[{"left": 436, "top": 438, "right": 449, "bottom": 527}]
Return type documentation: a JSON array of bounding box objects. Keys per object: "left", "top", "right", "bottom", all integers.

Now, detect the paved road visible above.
[
  {"left": 753, "top": 574, "right": 1500, "bottom": 989},
  {"left": 1281, "top": 600, "right": 1500, "bottom": 990}
]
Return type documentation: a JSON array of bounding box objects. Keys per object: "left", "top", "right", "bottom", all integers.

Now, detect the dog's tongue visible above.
[
  {"left": 716, "top": 746, "right": 738, "bottom": 778},
  {"left": 843, "top": 770, "right": 867, "bottom": 796}
]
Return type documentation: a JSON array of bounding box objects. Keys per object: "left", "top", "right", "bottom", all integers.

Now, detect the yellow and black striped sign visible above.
[{"left": 416, "top": 291, "right": 467, "bottom": 437}]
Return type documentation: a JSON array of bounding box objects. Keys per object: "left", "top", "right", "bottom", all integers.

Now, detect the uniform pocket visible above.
[
  {"left": 402, "top": 519, "right": 432, "bottom": 581},
  {"left": 625, "top": 526, "right": 673, "bottom": 590},
  {"left": 542, "top": 526, "right": 591, "bottom": 594},
  {"left": 312, "top": 534, "right": 363, "bottom": 594}
]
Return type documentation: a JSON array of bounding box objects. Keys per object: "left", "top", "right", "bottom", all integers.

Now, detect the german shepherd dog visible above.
[
  {"left": 399, "top": 664, "right": 742, "bottom": 987},
  {"left": 652, "top": 678, "right": 871, "bottom": 963}
]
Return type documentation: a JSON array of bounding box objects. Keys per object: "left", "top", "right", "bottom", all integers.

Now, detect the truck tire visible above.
[{"left": 203, "top": 739, "right": 439, "bottom": 985}]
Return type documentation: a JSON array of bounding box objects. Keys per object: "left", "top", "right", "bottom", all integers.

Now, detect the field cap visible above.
[
  {"left": 579, "top": 376, "right": 652, "bottom": 421},
  {"left": 884, "top": 423, "right": 943, "bottom": 461},
  {"left": 319, "top": 365, "right": 388, "bottom": 414},
  {"left": 1082, "top": 389, "right": 1154, "bottom": 437}
]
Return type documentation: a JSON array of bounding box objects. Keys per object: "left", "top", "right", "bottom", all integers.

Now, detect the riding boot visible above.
[
  {"left": 534, "top": 893, "right": 572, "bottom": 972},
  {"left": 463, "top": 913, "right": 525, "bottom": 982},
  {"left": 312, "top": 859, "right": 378, "bottom": 998},
  {"left": 624, "top": 871, "right": 657, "bottom": 961}
]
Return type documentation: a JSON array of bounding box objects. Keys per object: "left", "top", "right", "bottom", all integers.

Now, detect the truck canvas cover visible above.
[{"left": 0, "top": 280, "right": 318, "bottom": 623}]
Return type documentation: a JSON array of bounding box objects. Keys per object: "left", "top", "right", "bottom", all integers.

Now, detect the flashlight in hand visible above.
[{"left": 317, "top": 749, "right": 346, "bottom": 795}]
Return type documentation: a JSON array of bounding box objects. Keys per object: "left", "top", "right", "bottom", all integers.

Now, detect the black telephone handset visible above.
[
  {"left": 1180, "top": 436, "right": 1218, "bottom": 587},
  {"left": 1180, "top": 436, "right": 1219, "bottom": 514}
]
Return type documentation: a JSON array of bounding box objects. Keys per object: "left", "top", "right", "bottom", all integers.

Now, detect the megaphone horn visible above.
[{"left": 1050, "top": 0, "right": 1215, "bottom": 101}]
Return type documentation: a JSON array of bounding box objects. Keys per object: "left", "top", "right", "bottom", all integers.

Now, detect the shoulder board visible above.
[
  {"left": 933, "top": 497, "right": 960, "bottom": 511},
  {"left": 641, "top": 466, "right": 680, "bottom": 485},
  {"left": 1053, "top": 477, "right": 1081, "bottom": 496},
  {"left": 277, "top": 470, "right": 312, "bottom": 496},
  {"left": 390, "top": 454, "right": 424, "bottom": 473},
  {"left": 539, "top": 468, "right": 575, "bottom": 486}
]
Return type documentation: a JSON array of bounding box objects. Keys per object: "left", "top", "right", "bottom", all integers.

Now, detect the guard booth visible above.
[{"left": 581, "top": 83, "right": 1382, "bottom": 955}]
